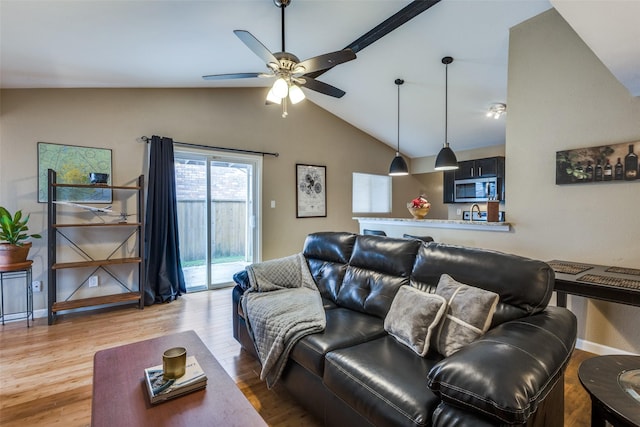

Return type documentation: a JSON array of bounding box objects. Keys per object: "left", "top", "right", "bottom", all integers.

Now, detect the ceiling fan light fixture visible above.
[
  {"left": 288, "top": 84, "right": 305, "bottom": 104},
  {"left": 266, "top": 88, "right": 282, "bottom": 104},
  {"left": 272, "top": 77, "right": 289, "bottom": 98},
  {"left": 204, "top": 0, "right": 355, "bottom": 118},
  {"left": 434, "top": 56, "right": 459, "bottom": 171}
]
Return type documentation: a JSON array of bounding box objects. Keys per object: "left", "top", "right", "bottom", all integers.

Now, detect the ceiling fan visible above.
[{"left": 202, "top": 0, "right": 356, "bottom": 117}]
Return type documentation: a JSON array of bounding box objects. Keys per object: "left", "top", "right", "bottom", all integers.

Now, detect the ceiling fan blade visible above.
[
  {"left": 296, "top": 49, "right": 356, "bottom": 75},
  {"left": 202, "top": 72, "right": 268, "bottom": 80},
  {"left": 300, "top": 77, "right": 346, "bottom": 98},
  {"left": 234, "top": 30, "right": 279, "bottom": 66}
]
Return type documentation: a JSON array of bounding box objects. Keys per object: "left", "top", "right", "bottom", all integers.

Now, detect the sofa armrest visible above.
[
  {"left": 427, "top": 306, "right": 577, "bottom": 424},
  {"left": 233, "top": 269, "right": 251, "bottom": 291}
]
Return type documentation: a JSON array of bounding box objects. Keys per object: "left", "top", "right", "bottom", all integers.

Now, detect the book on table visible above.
[{"left": 144, "top": 355, "right": 207, "bottom": 404}]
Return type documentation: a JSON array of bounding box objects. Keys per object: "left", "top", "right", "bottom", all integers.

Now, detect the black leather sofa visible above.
[{"left": 232, "top": 232, "right": 577, "bottom": 426}]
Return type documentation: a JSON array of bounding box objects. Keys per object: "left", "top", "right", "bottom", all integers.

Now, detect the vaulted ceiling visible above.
[{"left": 2, "top": 1, "right": 637, "bottom": 159}]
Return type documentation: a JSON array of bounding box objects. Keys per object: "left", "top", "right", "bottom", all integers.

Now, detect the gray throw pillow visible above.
[
  {"left": 435, "top": 274, "right": 499, "bottom": 357},
  {"left": 384, "top": 285, "right": 447, "bottom": 356}
]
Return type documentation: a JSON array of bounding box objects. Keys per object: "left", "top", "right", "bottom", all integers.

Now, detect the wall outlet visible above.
[
  {"left": 270, "top": 200, "right": 276, "bottom": 208},
  {"left": 456, "top": 208, "right": 462, "bottom": 216},
  {"left": 88, "top": 276, "right": 99, "bottom": 288},
  {"left": 32, "top": 281, "right": 42, "bottom": 292}
]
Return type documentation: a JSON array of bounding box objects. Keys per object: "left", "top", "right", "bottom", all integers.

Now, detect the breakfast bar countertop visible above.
[{"left": 353, "top": 217, "right": 511, "bottom": 232}]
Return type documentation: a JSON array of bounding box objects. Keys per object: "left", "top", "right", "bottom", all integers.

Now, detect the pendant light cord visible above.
[
  {"left": 395, "top": 78, "right": 404, "bottom": 153},
  {"left": 434, "top": 56, "right": 457, "bottom": 171},
  {"left": 444, "top": 61, "right": 448, "bottom": 146},
  {"left": 442, "top": 56, "right": 453, "bottom": 147},
  {"left": 397, "top": 82, "right": 400, "bottom": 153}
]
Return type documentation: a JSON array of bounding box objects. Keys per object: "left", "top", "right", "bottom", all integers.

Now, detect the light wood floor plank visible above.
[{"left": 0, "top": 288, "right": 592, "bottom": 426}]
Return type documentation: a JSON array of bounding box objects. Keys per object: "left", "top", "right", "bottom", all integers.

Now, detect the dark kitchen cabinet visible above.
[
  {"left": 443, "top": 170, "right": 455, "bottom": 203},
  {"left": 455, "top": 157, "right": 504, "bottom": 179},
  {"left": 455, "top": 160, "right": 476, "bottom": 180},
  {"left": 443, "top": 156, "right": 505, "bottom": 203}
]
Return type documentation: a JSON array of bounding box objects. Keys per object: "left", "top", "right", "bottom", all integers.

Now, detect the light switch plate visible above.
[{"left": 88, "top": 276, "right": 99, "bottom": 287}]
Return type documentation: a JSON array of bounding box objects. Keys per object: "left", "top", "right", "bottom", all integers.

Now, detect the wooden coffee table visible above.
[
  {"left": 579, "top": 355, "right": 640, "bottom": 427},
  {"left": 92, "top": 330, "right": 266, "bottom": 427}
]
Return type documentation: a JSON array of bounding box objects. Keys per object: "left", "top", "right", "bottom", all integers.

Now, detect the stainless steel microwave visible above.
[{"left": 454, "top": 177, "right": 499, "bottom": 202}]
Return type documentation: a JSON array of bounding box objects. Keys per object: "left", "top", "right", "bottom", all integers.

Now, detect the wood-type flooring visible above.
[{"left": 0, "top": 288, "right": 594, "bottom": 426}]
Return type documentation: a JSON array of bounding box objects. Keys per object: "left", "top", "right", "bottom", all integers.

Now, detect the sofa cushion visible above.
[
  {"left": 337, "top": 235, "right": 421, "bottom": 318},
  {"left": 431, "top": 402, "right": 498, "bottom": 427},
  {"left": 307, "top": 258, "right": 348, "bottom": 303},
  {"left": 349, "top": 235, "right": 421, "bottom": 277},
  {"left": 410, "top": 243, "right": 554, "bottom": 327},
  {"left": 303, "top": 232, "right": 357, "bottom": 303},
  {"left": 384, "top": 285, "right": 447, "bottom": 356},
  {"left": 289, "top": 308, "right": 385, "bottom": 377},
  {"left": 435, "top": 274, "right": 499, "bottom": 357},
  {"left": 303, "top": 231, "right": 356, "bottom": 264},
  {"left": 338, "top": 266, "right": 409, "bottom": 319},
  {"left": 324, "top": 336, "right": 442, "bottom": 427}
]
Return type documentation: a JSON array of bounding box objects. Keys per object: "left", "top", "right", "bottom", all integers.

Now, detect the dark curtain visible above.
[{"left": 144, "top": 135, "right": 186, "bottom": 305}]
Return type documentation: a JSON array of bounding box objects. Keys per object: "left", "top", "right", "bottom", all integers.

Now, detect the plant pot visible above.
[{"left": 0, "top": 242, "right": 32, "bottom": 266}]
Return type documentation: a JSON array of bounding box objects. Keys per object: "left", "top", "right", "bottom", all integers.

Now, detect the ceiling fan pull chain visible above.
[{"left": 282, "top": 95, "right": 288, "bottom": 118}]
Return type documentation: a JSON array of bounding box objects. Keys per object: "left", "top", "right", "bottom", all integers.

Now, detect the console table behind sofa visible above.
[{"left": 550, "top": 260, "right": 640, "bottom": 308}]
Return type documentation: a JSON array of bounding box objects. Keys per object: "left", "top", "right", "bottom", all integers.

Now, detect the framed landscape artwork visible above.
[
  {"left": 38, "top": 142, "right": 112, "bottom": 203},
  {"left": 296, "top": 164, "right": 326, "bottom": 218},
  {"left": 556, "top": 140, "right": 638, "bottom": 185}
]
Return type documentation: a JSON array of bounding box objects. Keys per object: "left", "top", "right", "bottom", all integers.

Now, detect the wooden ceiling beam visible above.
[{"left": 307, "top": 0, "right": 441, "bottom": 79}]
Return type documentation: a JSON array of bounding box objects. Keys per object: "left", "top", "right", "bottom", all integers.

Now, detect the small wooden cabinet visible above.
[{"left": 47, "top": 169, "right": 145, "bottom": 324}]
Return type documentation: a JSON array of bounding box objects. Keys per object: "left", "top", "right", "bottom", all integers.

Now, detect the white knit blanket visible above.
[{"left": 242, "top": 253, "right": 326, "bottom": 388}]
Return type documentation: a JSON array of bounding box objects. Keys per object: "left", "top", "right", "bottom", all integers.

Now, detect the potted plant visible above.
[{"left": 0, "top": 206, "right": 41, "bottom": 265}]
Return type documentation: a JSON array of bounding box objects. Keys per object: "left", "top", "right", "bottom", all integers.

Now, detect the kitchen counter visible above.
[{"left": 354, "top": 217, "right": 511, "bottom": 232}]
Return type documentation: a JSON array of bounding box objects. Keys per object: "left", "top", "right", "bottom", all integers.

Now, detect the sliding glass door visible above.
[{"left": 174, "top": 149, "right": 261, "bottom": 291}]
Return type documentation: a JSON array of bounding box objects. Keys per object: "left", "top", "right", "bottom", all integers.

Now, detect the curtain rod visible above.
[{"left": 140, "top": 136, "right": 279, "bottom": 157}]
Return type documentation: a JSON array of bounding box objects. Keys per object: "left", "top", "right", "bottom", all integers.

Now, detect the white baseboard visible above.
[
  {"left": 576, "top": 338, "right": 638, "bottom": 356},
  {"left": 1, "top": 308, "right": 46, "bottom": 323}
]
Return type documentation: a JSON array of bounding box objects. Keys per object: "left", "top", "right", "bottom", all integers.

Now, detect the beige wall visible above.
[
  {"left": 407, "top": 9, "right": 640, "bottom": 354},
  {"left": 411, "top": 172, "right": 447, "bottom": 220},
  {"left": 4, "top": 8, "right": 639, "bottom": 353},
  {"left": 506, "top": 9, "right": 640, "bottom": 354},
  {"left": 0, "top": 87, "right": 430, "bottom": 313}
]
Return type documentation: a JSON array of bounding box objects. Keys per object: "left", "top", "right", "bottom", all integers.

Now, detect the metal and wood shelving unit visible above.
[{"left": 47, "top": 169, "right": 145, "bottom": 324}]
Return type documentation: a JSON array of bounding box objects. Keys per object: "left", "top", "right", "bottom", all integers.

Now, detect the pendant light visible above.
[
  {"left": 434, "top": 56, "right": 459, "bottom": 171},
  {"left": 389, "top": 78, "right": 409, "bottom": 176}
]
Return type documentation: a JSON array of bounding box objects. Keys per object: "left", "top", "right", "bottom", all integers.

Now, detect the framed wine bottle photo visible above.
[{"left": 556, "top": 140, "right": 638, "bottom": 185}]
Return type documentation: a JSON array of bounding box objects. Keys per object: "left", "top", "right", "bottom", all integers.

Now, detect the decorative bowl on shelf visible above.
[{"left": 407, "top": 203, "right": 430, "bottom": 219}]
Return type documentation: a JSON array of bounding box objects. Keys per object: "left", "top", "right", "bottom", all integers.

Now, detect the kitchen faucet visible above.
[{"left": 471, "top": 204, "right": 481, "bottom": 221}]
